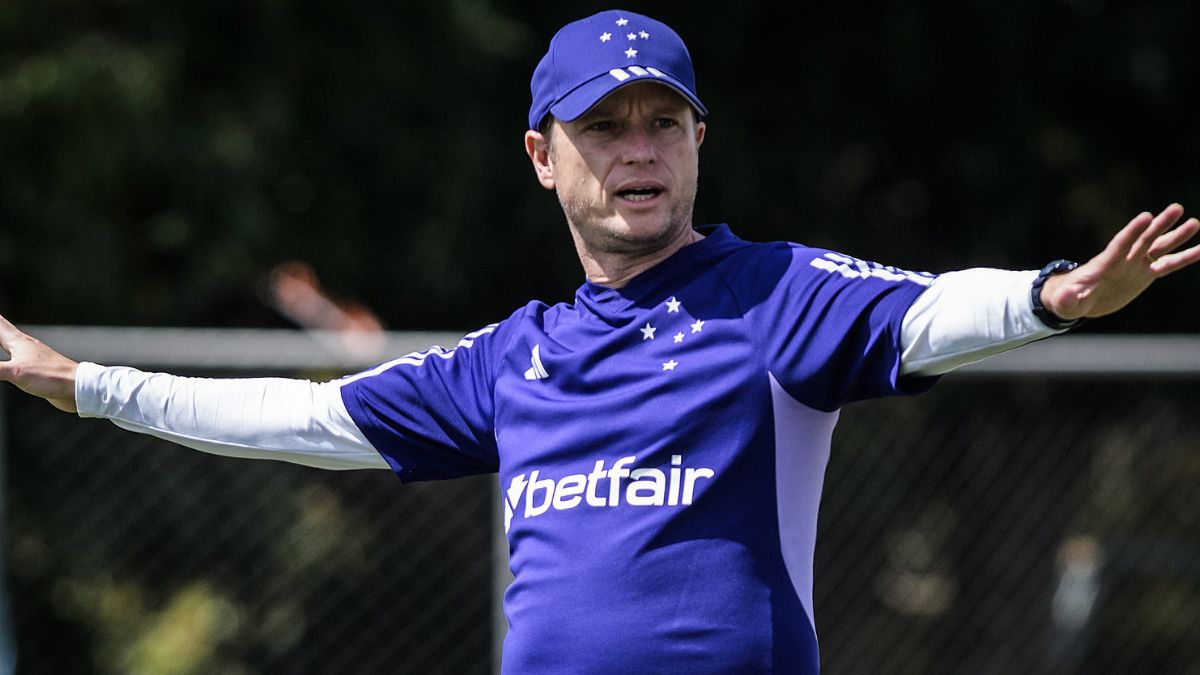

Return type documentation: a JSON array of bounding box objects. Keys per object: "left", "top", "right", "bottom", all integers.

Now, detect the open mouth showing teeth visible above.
[{"left": 617, "top": 187, "right": 662, "bottom": 202}]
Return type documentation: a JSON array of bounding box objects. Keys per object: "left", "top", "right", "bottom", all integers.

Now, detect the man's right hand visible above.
[{"left": 0, "top": 314, "right": 80, "bottom": 413}]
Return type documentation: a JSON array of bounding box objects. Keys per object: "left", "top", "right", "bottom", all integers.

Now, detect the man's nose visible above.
[{"left": 620, "top": 126, "right": 657, "bottom": 164}]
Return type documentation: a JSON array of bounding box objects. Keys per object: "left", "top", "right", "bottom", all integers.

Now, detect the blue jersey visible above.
[{"left": 340, "top": 225, "right": 937, "bottom": 673}]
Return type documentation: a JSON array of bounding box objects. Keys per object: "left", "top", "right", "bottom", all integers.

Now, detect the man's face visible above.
[{"left": 526, "top": 82, "right": 706, "bottom": 255}]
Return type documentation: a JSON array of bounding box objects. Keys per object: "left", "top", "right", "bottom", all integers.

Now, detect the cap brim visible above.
[{"left": 548, "top": 70, "right": 708, "bottom": 124}]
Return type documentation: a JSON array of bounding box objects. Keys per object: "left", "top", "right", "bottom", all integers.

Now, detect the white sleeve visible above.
[
  {"left": 899, "top": 268, "right": 1068, "bottom": 377},
  {"left": 74, "top": 362, "right": 389, "bottom": 470}
]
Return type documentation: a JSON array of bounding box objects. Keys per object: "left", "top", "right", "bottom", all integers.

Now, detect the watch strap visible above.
[{"left": 1030, "top": 259, "right": 1084, "bottom": 330}]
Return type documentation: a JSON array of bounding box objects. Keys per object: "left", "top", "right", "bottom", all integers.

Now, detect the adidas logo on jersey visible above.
[
  {"left": 503, "top": 454, "right": 715, "bottom": 531},
  {"left": 524, "top": 344, "right": 549, "bottom": 381}
]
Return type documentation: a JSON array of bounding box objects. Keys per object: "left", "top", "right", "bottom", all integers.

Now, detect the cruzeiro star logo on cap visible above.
[
  {"left": 598, "top": 15, "right": 662, "bottom": 73},
  {"left": 598, "top": 16, "right": 651, "bottom": 58}
]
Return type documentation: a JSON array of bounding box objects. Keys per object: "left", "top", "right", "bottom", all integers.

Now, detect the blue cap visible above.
[{"left": 528, "top": 10, "right": 708, "bottom": 131}]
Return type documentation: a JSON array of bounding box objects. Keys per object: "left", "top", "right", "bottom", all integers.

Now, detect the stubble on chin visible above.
[{"left": 559, "top": 185, "right": 698, "bottom": 257}]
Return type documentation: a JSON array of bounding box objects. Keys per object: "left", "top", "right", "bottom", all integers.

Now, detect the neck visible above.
[{"left": 573, "top": 225, "right": 704, "bottom": 289}]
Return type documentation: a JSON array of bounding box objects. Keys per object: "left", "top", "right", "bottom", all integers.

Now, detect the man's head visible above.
[{"left": 524, "top": 10, "right": 708, "bottom": 268}]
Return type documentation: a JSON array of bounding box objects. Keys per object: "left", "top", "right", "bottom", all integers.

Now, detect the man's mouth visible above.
[{"left": 616, "top": 186, "right": 664, "bottom": 202}]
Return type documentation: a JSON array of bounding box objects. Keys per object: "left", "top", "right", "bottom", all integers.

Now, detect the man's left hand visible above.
[{"left": 1041, "top": 203, "right": 1200, "bottom": 321}]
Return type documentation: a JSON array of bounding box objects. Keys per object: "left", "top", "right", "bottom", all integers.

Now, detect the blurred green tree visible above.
[{"left": 1, "top": 1, "right": 1197, "bottom": 332}]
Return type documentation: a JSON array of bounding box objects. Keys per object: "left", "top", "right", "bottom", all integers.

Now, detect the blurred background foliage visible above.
[
  {"left": 1, "top": 0, "right": 1197, "bottom": 333},
  {"left": 3, "top": 2, "right": 1200, "bottom": 673}
]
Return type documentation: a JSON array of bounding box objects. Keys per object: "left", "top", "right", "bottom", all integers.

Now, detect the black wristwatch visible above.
[{"left": 1030, "top": 259, "right": 1084, "bottom": 330}]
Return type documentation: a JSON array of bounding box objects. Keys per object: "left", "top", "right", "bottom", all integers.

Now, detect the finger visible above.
[
  {"left": 1106, "top": 211, "right": 1154, "bottom": 256},
  {"left": 1150, "top": 240, "right": 1200, "bottom": 276},
  {"left": 1131, "top": 203, "right": 1184, "bottom": 258},
  {"left": 0, "top": 316, "right": 13, "bottom": 369},
  {"left": 0, "top": 313, "right": 18, "bottom": 356},
  {"left": 1148, "top": 217, "right": 1200, "bottom": 259},
  {"left": 0, "top": 312, "right": 19, "bottom": 340}
]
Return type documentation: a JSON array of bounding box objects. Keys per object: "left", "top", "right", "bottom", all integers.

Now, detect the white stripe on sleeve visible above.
[
  {"left": 899, "top": 268, "right": 1066, "bottom": 377},
  {"left": 74, "top": 362, "right": 388, "bottom": 470}
]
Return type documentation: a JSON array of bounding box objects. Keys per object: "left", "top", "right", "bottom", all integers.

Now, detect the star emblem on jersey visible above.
[{"left": 629, "top": 295, "right": 709, "bottom": 374}]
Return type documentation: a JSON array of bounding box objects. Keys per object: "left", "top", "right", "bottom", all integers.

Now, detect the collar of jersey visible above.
[{"left": 574, "top": 223, "right": 736, "bottom": 314}]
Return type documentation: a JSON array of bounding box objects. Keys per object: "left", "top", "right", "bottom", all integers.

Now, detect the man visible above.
[{"left": 2, "top": 9, "right": 1198, "bottom": 673}]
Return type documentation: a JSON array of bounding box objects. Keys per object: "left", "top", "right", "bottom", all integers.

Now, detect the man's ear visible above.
[{"left": 524, "top": 130, "right": 555, "bottom": 190}]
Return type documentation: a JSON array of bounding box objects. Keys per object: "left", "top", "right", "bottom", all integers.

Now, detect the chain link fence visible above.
[
  {"left": 4, "top": 329, "right": 496, "bottom": 675},
  {"left": 3, "top": 329, "right": 1200, "bottom": 673},
  {"left": 821, "top": 375, "right": 1200, "bottom": 675}
]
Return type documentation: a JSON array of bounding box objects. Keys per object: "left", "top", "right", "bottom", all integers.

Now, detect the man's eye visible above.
[
  {"left": 589, "top": 121, "right": 616, "bottom": 132},
  {"left": 655, "top": 118, "right": 679, "bottom": 129}
]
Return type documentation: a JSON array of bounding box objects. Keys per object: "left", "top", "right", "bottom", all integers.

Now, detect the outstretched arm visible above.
[
  {"left": 0, "top": 313, "right": 79, "bottom": 412},
  {"left": 901, "top": 204, "right": 1200, "bottom": 377},
  {"left": 75, "top": 363, "right": 387, "bottom": 469},
  {"left": 0, "top": 314, "right": 386, "bottom": 469},
  {"left": 1040, "top": 203, "right": 1200, "bottom": 321}
]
